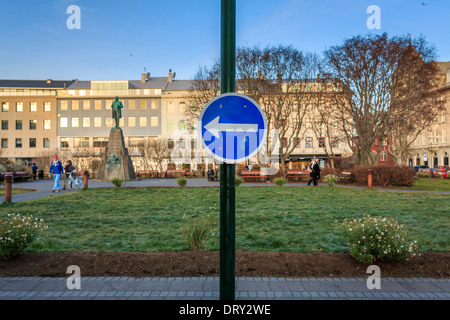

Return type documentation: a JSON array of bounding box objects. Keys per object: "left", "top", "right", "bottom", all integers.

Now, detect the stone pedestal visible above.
[{"left": 96, "top": 127, "right": 136, "bottom": 181}]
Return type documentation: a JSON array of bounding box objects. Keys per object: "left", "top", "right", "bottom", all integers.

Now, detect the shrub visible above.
[
  {"left": 111, "top": 177, "right": 122, "bottom": 187},
  {"left": 180, "top": 214, "right": 215, "bottom": 250},
  {"left": 235, "top": 176, "right": 243, "bottom": 187},
  {"left": 273, "top": 177, "right": 286, "bottom": 186},
  {"left": 340, "top": 215, "right": 418, "bottom": 264},
  {"left": 0, "top": 213, "right": 48, "bottom": 260},
  {"left": 417, "top": 172, "right": 431, "bottom": 178},
  {"left": 351, "top": 165, "right": 417, "bottom": 187},
  {"left": 177, "top": 176, "right": 187, "bottom": 187},
  {"left": 324, "top": 174, "right": 338, "bottom": 187}
]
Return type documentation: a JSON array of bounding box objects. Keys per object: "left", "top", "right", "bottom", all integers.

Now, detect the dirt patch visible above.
[{"left": 0, "top": 251, "right": 448, "bottom": 278}]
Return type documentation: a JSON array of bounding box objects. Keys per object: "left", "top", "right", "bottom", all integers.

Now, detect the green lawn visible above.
[
  {"left": 0, "top": 187, "right": 448, "bottom": 253},
  {"left": 0, "top": 188, "right": 35, "bottom": 196},
  {"left": 408, "top": 178, "right": 450, "bottom": 191}
]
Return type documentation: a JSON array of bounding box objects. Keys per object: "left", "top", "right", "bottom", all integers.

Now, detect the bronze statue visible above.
[{"left": 111, "top": 96, "right": 124, "bottom": 128}]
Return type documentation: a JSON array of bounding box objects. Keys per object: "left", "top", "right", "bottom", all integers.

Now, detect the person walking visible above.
[
  {"left": 307, "top": 158, "right": 321, "bottom": 187},
  {"left": 49, "top": 155, "right": 64, "bottom": 193},
  {"left": 31, "top": 163, "right": 38, "bottom": 180},
  {"left": 63, "top": 160, "right": 75, "bottom": 190}
]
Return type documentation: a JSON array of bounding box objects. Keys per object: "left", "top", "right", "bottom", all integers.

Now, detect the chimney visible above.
[
  {"left": 46, "top": 79, "right": 52, "bottom": 84},
  {"left": 168, "top": 69, "right": 173, "bottom": 83},
  {"left": 141, "top": 73, "right": 146, "bottom": 83}
]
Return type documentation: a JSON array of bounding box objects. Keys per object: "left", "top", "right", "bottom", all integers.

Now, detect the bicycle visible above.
[{"left": 66, "top": 170, "right": 83, "bottom": 189}]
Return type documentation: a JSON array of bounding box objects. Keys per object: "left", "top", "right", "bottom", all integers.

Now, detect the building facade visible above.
[{"left": 409, "top": 62, "right": 450, "bottom": 167}]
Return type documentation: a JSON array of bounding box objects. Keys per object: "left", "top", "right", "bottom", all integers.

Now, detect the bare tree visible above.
[
  {"left": 325, "top": 34, "right": 442, "bottom": 164},
  {"left": 388, "top": 42, "right": 445, "bottom": 164},
  {"left": 236, "top": 45, "right": 322, "bottom": 171}
]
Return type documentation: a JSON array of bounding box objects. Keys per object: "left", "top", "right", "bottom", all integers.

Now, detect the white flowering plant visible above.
[
  {"left": 324, "top": 174, "right": 338, "bottom": 187},
  {"left": 0, "top": 214, "right": 48, "bottom": 260},
  {"left": 340, "top": 214, "right": 418, "bottom": 264}
]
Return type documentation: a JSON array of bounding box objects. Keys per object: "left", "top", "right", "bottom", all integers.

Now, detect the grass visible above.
[
  {"left": 408, "top": 178, "right": 450, "bottom": 191},
  {"left": 0, "top": 187, "right": 448, "bottom": 253},
  {"left": 0, "top": 188, "right": 35, "bottom": 196}
]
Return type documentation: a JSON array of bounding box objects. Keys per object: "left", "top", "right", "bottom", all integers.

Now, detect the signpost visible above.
[{"left": 199, "top": 93, "right": 267, "bottom": 164}]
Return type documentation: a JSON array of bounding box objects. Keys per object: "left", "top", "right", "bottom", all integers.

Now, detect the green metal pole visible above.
[{"left": 220, "top": 0, "right": 236, "bottom": 300}]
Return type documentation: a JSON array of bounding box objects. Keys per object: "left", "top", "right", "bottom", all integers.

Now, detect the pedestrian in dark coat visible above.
[{"left": 307, "top": 158, "right": 321, "bottom": 187}]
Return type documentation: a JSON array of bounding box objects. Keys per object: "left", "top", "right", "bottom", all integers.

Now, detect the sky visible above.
[{"left": 0, "top": 0, "right": 449, "bottom": 81}]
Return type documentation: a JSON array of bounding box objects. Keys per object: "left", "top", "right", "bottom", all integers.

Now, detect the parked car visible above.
[
  {"left": 434, "top": 165, "right": 449, "bottom": 173},
  {"left": 413, "top": 165, "right": 429, "bottom": 172},
  {"left": 418, "top": 168, "right": 439, "bottom": 177}
]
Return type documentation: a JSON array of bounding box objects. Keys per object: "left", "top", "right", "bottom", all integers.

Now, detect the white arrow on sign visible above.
[{"left": 204, "top": 116, "right": 258, "bottom": 138}]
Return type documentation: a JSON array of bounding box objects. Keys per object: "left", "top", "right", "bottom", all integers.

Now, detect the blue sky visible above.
[{"left": 0, "top": 0, "right": 448, "bottom": 81}]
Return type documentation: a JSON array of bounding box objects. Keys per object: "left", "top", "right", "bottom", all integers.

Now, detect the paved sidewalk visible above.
[
  {"left": 2, "top": 177, "right": 450, "bottom": 203},
  {"left": 0, "top": 276, "right": 448, "bottom": 300}
]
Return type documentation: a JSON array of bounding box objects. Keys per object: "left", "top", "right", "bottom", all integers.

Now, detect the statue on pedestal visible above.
[{"left": 111, "top": 96, "right": 124, "bottom": 128}]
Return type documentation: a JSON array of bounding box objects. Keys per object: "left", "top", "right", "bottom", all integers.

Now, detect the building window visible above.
[
  {"left": 151, "top": 100, "right": 158, "bottom": 110},
  {"left": 128, "top": 137, "right": 145, "bottom": 148},
  {"left": 380, "top": 150, "right": 387, "bottom": 162},
  {"left": 72, "top": 117, "right": 79, "bottom": 127},
  {"left": 282, "top": 137, "right": 287, "bottom": 148},
  {"left": 140, "top": 100, "right": 147, "bottom": 110},
  {"left": 72, "top": 100, "right": 79, "bottom": 110},
  {"left": 44, "top": 102, "right": 51, "bottom": 112},
  {"left": 331, "top": 137, "right": 338, "bottom": 148},
  {"left": 60, "top": 138, "right": 69, "bottom": 148},
  {"left": 60, "top": 100, "right": 68, "bottom": 110},
  {"left": 94, "top": 117, "right": 102, "bottom": 127},
  {"left": 1, "top": 120, "right": 8, "bottom": 130},
  {"left": 29, "top": 138, "right": 36, "bottom": 148},
  {"left": 44, "top": 120, "right": 51, "bottom": 130},
  {"left": 16, "top": 120, "right": 22, "bottom": 130},
  {"left": 179, "top": 102, "right": 186, "bottom": 113},
  {"left": 94, "top": 100, "right": 102, "bottom": 110},
  {"left": 60, "top": 117, "right": 68, "bottom": 128},
  {"left": 2, "top": 102, "right": 9, "bottom": 112},
  {"left": 150, "top": 116, "right": 159, "bottom": 127},
  {"left": 93, "top": 137, "right": 108, "bottom": 148},
  {"left": 296, "top": 138, "right": 300, "bottom": 148},
  {"left": 15, "top": 138, "right": 22, "bottom": 148},
  {"left": 139, "top": 117, "right": 147, "bottom": 127},
  {"left": 128, "top": 117, "right": 136, "bottom": 127},
  {"left": 29, "top": 120, "right": 37, "bottom": 130},
  {"left": 167, "top": 120, "right": 174, "bottom": 131},
  {"left": 106, "top": 118, "right": 114, "bottom": 128},
  {"left": 1, "top": 138, "right": 8, "bottom": 148},
  {"left": 83, "top": 100, "right": 90, "bottom": 110},
  {"left": 128, "top": 100, "right": 135, "bottom": 110},
  {"left": 318, "top": 137, "right": 325, "bottom": 148},
  {"left": 30, "top": 102, "right": 37, "bottom": 112},
  {"left": 43, "top": 138, "right": 50, "bottom": 148},
  {"left": 168, "top": 139, "right": 174, "bottom": 149},
  {"left": 16, "top": 102, "right": 23, "bottom": 112},
  {"left": 74, "top": 137, "right": 89, "bottom": 148},
  {"left": 306, "top": 137, "right": 313, "bottom": 148},
  {"left": 179, "top": 120, "right": 185, "bottom": 130},
  {"left": 83, "top": 117, "right": 90, "bottom": 127}
]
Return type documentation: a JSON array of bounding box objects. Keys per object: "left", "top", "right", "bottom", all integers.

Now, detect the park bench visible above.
[
  {"left": 240, "top": 170, "right": 267, "bottom": 182},
  {"left": 12, "top": 171, "right": 33, "bottom": 182},
  {"left": 286, "top": 170, "right": 310, "bottom": 181},
  {"left": 165, "top": 170, "right": 186, "bottom": 178},
  {"left": 338, "top": 171, "right": 352, "bottom": 183},
  {"left": 0, "top": 172, "right": 13, "bottom": 183},
  {"left": 136, "top": 170, "right": 158, "bottom": 179}
]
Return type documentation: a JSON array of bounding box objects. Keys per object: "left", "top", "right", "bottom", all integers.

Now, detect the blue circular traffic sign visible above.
[{"left": 198, "top": 93, "right": 267, "bottom": 164}]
